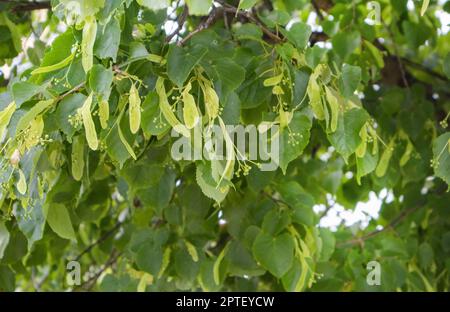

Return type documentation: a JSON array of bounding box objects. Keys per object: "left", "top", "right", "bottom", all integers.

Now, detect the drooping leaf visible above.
[
  {"left": 339, "top": 64, "right": 361, "bottom": 98},
  {"left": 44, "top": 203, "right": 76, "bottom": 241},
  {"left": 433, "top": 132, "right": 450, "bottom": 185},
  {"left": 0, "top": 221, "right": 10, "bottom": 259},
  {"left": 327, "top": 108, "right": 370, "bottom": 161},
  {"left": 252, "top": 231, "right": 295, "bottom": 278},
  {"left": 279, "top": 112, "right": 313, "bottom": 173},
  {"left": 167, "top": 44, "right": 208, "bottom": 87}
]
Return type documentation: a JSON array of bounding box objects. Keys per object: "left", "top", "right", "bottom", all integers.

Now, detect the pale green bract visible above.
[
  {"left": 80, "top": 93, "right": 98, "bottom": 151},
  {"left": 81, "top": 16, "right": 97, "bottom": 72},
  {"left": 129, "top": 83, "right": 141, "bottom": 134}
]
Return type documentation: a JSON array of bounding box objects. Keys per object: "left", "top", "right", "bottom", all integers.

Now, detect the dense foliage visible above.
[{"left": 0, "top": 0, "right": 449, "bottom": 292}]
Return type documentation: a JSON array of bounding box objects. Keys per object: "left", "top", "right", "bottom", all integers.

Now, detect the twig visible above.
[
  {"left": 56, "top": 82, "right": 84, "bottom": 101},
  {"left": 178, "top": 6, "right": 222, "bottom": 46},
  {"left": 166, "top": 5, "right": 189, "bottom": 43},
  {"left": 73, "top": 221, "right": 123, "bottom": 262},
  {"left": 217, "top": 1, "right": 283, "bottom": 43},
  {"left": 0, "top": 0, "right": 51, "bottom": 12},
  {"left": 401, "top": 57, "right": 449, "bottom": 82},
  {"left": 319, "top": 203, "right": 332, "bottom": 219},
  {"left": 75, "top": 250, "right": 122, "bottom": 291},
  {"left": 336, "top": 206, "right": 421, "bottom": 248},
  {"left": 311, "top": 0, "right": 324, "bottom": 20},
  {"left": 382, "top": 20, "right": 409, "bottom": 88},
  {"left": 374, "top": 38, "right": 450, "bottom": 84},
  {"left": 262, "top": 191, "right": 291, "bottom": 208}
]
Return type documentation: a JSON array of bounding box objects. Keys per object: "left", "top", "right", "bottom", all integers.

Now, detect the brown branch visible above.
[
  {"left": 382, "top": 21, "right": 410, "bottom": 88},
  {"left": 178, "top": 6, "right": 223, "bottom": 46},
  {"left": 311, "top": 0, "right": 324, "bottom": 20},
  {"left": 74, "top": 250, "right": 122, "bottom": 291},
  {"left": 166, "top": 5, "right": 189, "bottom": 43},
  {"left": 0, "top": 0, "right": 51, "bottom": 12},
  {"left": 219, "top": 2, "right": 283, "bottom": 44},
  {"left": 374, "top": 38, "right": 450, "bottom": 85},
  {"left": 73, "top": 221, "right": 123, "bottom": 262},
  {"left": 336, "top": 206, "right": 421, "bottom": 248},
  {"left": 401, "top": 57, "right": 449, "bottom": 82},
  {"left": 310, "top": 31, "right": 328, "bottom": 45},
  {"left": 262, "top": 190, "right": 291, "bottom": 208},
  {"left": 0, "top": 78, "right": 8, "bottom": 88},
  {"left": 56, "top": 82, "right": 84, "bottom": 101}
]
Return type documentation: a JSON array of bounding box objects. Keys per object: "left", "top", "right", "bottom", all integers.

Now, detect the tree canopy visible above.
[{"left": 0, "top": 0, "right": 449, "bottom": 292}]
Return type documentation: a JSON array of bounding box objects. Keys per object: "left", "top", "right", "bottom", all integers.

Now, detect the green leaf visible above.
[
  {"left": 280, "top": 22, "right": 312, "bottom": 50},
  {"left": 35, "top": 30, "right": 75, "bottom": 75},
  {"left": 279, "top": 112, "right": 312, "bottom": 173},
  {"left": 44, "top": 203, "right": 76, "bottom": 241},
  {"left": 327, "top": 108, "right": 370, "bottom": 161},
  {"left": 199, "top": 259, "right": 221, "bottom": 291},
  {"left": 443, "top": 53, "right": 450, "bottom": 79},
  {"left": 15, "top": 99, "right": 54, "bottom": 135},
  {"left": 94, "top": 16, "right": 121, "bottom": 62},
  {"left": 356, "top": 149, "right": 379, "bottom": 184},
  {"left": 167, "top": 44, "right": 208, "bottom": 87},
  {"left": 432, "top": 132, "right": 450, "bottom": 185},
  {"left": 0, "top": 265, "right": 15, "bottom": 291},
  {"left": 136, "top": 242, "right": 163, "bottom": 275},
  {"left": 196, "top": 162, "right": 229, "bottom": 203},
  {"left": 141, "top": 92, "right": 170, "bottom": 136},
  {"left": 117, "top": 119, "right": 137, "bottom": 160},
  {"left": 364, "top": 40, "right": 385, "bottom": 68},
  {"left": 105, "top": 115, "right": 133, "bottom": 168},
  {"left": 233, "top": 23, "right": 263, "bottom": 40},
  {"left": 252, "top": 231, "right": 295, "bottom": 278},
  {"left": 262, "top": 210, "right": 291, "bottom": 236},
  {"left": 441, "top": 232, "right": 450, "bottom": 253},
  {"left": 339, "top": 64, "right": 361, "bottom": 98},
  {"left": 0, "top": 101, "right": 15, "bottom": 140},
  {"left": 174, "top": 245, "right": 200, "bottom": 285},
  {"left": 56, "top": 93, "right": 86, "bottom": 140},
  {"left": 402, "top": 21, "right": 429, "bottom": 48},
  {"left": 332, "top": 31, "right": 361, "bottom": 60},
  {"left": 292, "top": 68, "right": 310, "bottom": 107},
  {"left": 186, "top": 0, "right": 212, "bottom": 16},
  {"left": 204, "top": 58, "right": 246, "bottom": 93},
  {"left": 318, "top": 228, "right": 335, "bottom": 261},
  {"left": 238, "top": 0, "right": 259, "bottom": 10},
  {"left": 226, "top": 240, "right": 264, "bottom": 277},
  {"left": 120, "top": 162, "right": 164, "bottom": 192},
  {"left": 12, "top": 82, "right": 46, "bottom": 107},
  {"left": 306, "top": 45, "right": 326, "bottom": 68},
  {"left": 15, "top": 201, "right": 46, "bottom": 250},
  {"left": 0, "top": 13, "right": 21, "bottom": 53},
  {"left": 418, "top": 242, "right": 433, "bottom": 269},
  {"left": 277, "top": 181, "right": 315, "bottom": 226},
  {"left": 0, "top": 221, "right": 10, "bottom": 259},
  {"left": 1, "top": 229, "right": 27, "bottom": 264},
  {"left": 89, "top": 64, "right": 113, "bottom": 99}
]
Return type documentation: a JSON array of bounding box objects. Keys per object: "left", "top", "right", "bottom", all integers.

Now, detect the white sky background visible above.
[{"left": 1, "top": 1, "right": 449, "bottom": 231}]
